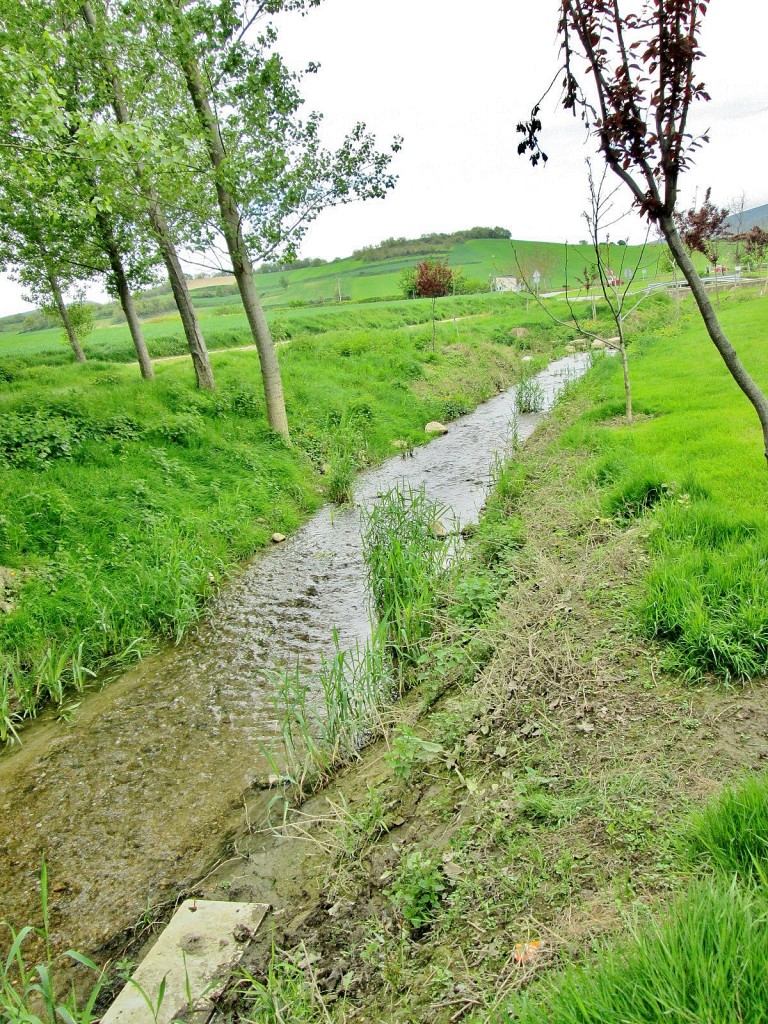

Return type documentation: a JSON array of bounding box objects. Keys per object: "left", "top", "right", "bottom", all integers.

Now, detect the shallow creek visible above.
[{"left": 0, "top": 355, "right": 588, "bottom": 956}]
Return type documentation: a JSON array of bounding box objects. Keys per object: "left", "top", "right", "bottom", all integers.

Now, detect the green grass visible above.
[
  {"left": 0, "top": 235, "right": 686, "bottom": 368},
  {"left": 361, "top": 485, "right": 458, "bottom": 669},
  {"left": 503, "top": 879, "right": 768, "bottom": 1024},
  {"left": 688, "top": 773, "right": 768, "bottom": 881},
  {"left": 0, "top": 300, "right": 558, "bottom": 736},
  {"left": 558, "top": 288, "right": 768, "bottom": 680}
]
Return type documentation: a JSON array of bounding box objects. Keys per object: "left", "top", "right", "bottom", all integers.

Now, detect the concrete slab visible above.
[{"left": 102, "top": 900, "right": 269, "bottom": 1024}]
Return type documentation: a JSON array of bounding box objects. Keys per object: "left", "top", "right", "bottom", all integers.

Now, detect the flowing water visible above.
[{"left": 0, "top": 355, "right": 588, "bottom": 956}]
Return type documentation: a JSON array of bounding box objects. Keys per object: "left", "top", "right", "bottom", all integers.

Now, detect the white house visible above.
[{"left": 493, "top": 276, "right": 519, "bottom": 292}]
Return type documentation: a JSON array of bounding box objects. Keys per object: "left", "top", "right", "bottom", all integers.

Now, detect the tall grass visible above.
[
  {"left": 361, "top": 485, "right": 457, "bottom": 669},
  {"left": 688, "top": 773, "right": 768, "bottom": 881},
  {"left": 504, "top": 880, "right": 768, "bottom": 1024},
  {"left": 266, "top": 628, "right": 391, "bottom": 795},
  {"left": 267, "top": 484, "right": 466, "bottom": 790}
]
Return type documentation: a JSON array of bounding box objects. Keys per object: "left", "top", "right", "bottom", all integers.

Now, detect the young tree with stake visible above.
[
  {"left": 518, "top": 0, "right": 768, "bottom": 464},
  {"left": 413, "top": 259, "right": 453, "bottom": 349}
]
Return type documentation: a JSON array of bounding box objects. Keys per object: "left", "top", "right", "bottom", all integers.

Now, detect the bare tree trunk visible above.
[
  {"left": 178, "top": 52, "right": 289, "bottom": 440},
  {"left": 98, "top": 216, "right": 154, "bottom": 380},
  {"left": 617, "top": 322, "right": 632, "bottom": 423},
  {"left": 662, "top": 216, "right": 768, "bottom": 463},
  {"left": 48, "top": 270, "right": 86, "bottom": 362},
  {"left": 80, "top": 1, "right": 215, "bottom": 391}
]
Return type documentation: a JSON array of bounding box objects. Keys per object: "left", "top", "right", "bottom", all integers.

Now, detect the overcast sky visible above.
[{"left": 2, "top": 0, "right": 766, "bottom": 317}]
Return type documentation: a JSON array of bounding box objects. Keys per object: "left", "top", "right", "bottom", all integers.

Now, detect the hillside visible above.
[
  {"left": 0, "top": 233, "right": 666, "bottom": 347},
  {"left": 726, "top": 202, "right": 768, "bottom": 233}
]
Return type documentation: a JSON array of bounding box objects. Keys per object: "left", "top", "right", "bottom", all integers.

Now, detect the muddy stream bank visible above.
[{"left": 0, "top": 356, "right": 588, "bottom": 959}]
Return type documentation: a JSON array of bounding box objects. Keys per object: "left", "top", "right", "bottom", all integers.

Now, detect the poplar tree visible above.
[{"left": 132, "top": 0, "right": 401, "bottom": 441}]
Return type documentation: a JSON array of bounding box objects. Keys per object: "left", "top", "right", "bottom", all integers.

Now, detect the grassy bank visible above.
[
  {"left": 560, "top": 289, "right": 768, "bottom": 679},
  {"left": 0, "top": 289, "right": 598, "bottom": 370},
  {"left": 4, "top": 285, "right": 768, "bottom": 1021},
  {"left": 0, "top": 297, "right": 562, "bottom": 738},
  {"left": 185, "top": 288, "right": 768, "bottom": 1022}
]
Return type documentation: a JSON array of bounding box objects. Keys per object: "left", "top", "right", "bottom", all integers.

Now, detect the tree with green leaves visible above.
[
  {"left": 79, "top": 0, "right": 217, "bottom": 390},
  {"left": 0, "top": 31, "right": 90, "bottom": 362},
  {"left": 133, "top": 0, "right": 401, "bottom": 441},
  {"left": 0, "top": 1, "right": 160, "bottom": 376}
]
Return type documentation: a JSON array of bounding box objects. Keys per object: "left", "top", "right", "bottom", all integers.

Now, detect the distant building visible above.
[{"left": 493, "top": 276, "right": 519, "bottom": 292}]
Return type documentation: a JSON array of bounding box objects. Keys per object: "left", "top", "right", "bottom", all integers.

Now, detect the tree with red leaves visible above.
[
  {"left": 674, "top": 187, "right": 730, "bottom": 303},
  {"left": 675, "top": 189, "right": 730, "bottom": 265},
  {"left": 744, "top": 227, "right": 768, "bottom": 296},
  {"left": 414, "top": 259, "right": 453, "bottom": 348},
  {"left": 518, "top": 0, "right": 768, "bottom": 464}
]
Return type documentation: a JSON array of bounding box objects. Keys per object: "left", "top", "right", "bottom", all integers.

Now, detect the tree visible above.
[
  {"left": 518, "top": 0, "right": 768, "bottom": 465},
  {"left": 413, "top": 259, "right": 453, "bottom": 348},
  {"left": 517, "top": 162, "right": 653, "bottom": 424},
  {"left": 130, "top": 0, "right": 400, "bottom": 442},
  {"left": 674, "top": 187, "right": 729, "bottom": 304},
  {"left": 744, "top": 227, "right": 768, "bottom": 296},
  {"left": 79, "top": 0, "right": 217, "bottom": 391},
  {"left": 575, "top": 264, "right": 599, "bottom": 319},
  {"left": 0, "top": 26, "right": 90, "bottom": 362},
  {"left": 400, "top": 265, "right": 417, "bottom": 299}
]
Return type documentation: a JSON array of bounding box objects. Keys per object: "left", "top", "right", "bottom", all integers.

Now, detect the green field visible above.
[
  {"left": 0, "top": 236, "right": 677, "bottom": 366},
  {"left": 2, "top": 232, "right": 749, "bottom": 373}
]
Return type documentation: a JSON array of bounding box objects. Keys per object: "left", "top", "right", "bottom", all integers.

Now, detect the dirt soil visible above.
[{"left": 178, "top": 411, "right": 768, "bottom": 1023}]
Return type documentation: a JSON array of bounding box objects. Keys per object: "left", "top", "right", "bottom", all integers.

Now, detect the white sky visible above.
[{"left": 2, "top": 0, "right": 767, "bottom": 317}]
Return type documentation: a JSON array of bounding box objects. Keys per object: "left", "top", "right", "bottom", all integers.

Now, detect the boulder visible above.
[
  {"left": 591, "top": 339, "right": 606, "bottom": 350},
  {"left": 271, "top": 533, "right": 287, "bottom": 544},
  {"left": 425, "top": 421, "right": 448, "bottom": 435},
  {"left": 565, "top": 344, "right": 576, "bottom": 354},
  {"left": 430, "top": 520, "right": 449, "bottom": 539},
  {"left": 573, "top": 338, "right": 588, "bottom": 350}
]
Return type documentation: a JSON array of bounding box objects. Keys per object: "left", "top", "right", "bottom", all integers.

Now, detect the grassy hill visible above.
[
  {"left": 0, "top": 234, "right": 669, "bottom": 363},
  {"left": 726, "top": 202, "right": 768, "bottom": 233},
  {"left": 4, "top": 224, "right": 763, "bottom": 367}
]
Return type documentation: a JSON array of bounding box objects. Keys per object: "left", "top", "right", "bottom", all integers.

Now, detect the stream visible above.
[{"left": 0, "top": 355, "right": 588, "bottom": 957}]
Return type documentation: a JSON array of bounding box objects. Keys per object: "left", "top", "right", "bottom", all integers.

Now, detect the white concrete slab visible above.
[{"left": 102, "top": 900, "right": 269, "bottom": 1024}]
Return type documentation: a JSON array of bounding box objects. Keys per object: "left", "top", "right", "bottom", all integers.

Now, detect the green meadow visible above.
[
  {"left": 0, "top": 236, "right": 678, "bottom": 366},
  {"left": 559, "top": 289, "right": 768, "bottom": 679}
]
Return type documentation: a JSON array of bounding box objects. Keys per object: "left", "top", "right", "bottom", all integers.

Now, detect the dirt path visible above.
[{"left": 134, "top": 343, "right": 261, "bottom": 366}]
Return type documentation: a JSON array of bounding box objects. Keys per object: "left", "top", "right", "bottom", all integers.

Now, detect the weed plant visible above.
[
  {"left": 240, "top": 952, "right": 322, "bottom": 1024},
  {"left": 0, "top": 861, "right": 103, "bottom": 1024},
  {"left": 516, "top": 375, "right": 545, "bottom": 415},
  {"left": 361, "top": 485, "right": 457, "bottom": 670},
  {"left": 265, "top": 627, "right": 390, "bottom": 794},
  {"left": 386, "top": 850, "right": 446, "bottom": 931}
]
